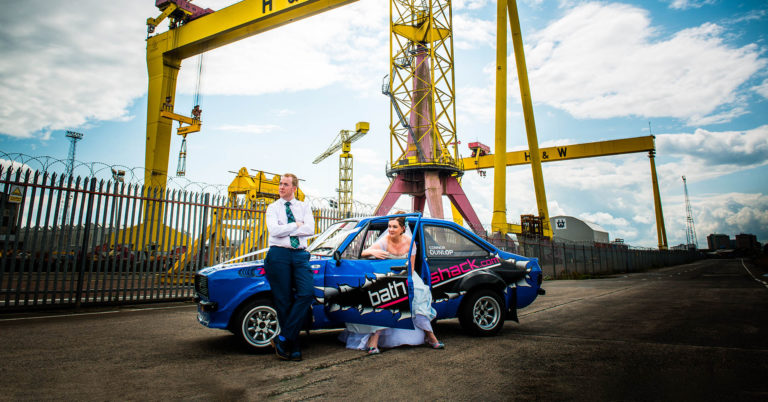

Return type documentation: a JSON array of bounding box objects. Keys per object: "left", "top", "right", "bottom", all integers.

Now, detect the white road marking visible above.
[
  {"left": 740, "top": 258, "right": 768, "bottom": 289},
  {"left": 0, "top": 304, "right": 193, "bottom": 322}
]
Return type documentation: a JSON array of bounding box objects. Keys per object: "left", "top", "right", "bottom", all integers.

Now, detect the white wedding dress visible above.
[{"left": 339, "top": 236, "right": 437, "bottom": 350}]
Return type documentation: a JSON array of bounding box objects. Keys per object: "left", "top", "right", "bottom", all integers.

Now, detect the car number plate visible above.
[{"left": 197, "top": 309, "right": 210, "bottom": 326}]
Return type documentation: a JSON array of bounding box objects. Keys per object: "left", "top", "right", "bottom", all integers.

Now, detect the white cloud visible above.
[
  {"left": 723, "top": 9, "right": 767, "bottom": 25},
  {"left": 657, "top": 125, "right": 768, "bottom": 181},
  {"left": 175, "top": 1, "right": 388, "bottom": 97},
  {"left": 453, "top": 14, "right": 495, "bottom": 50},
  {"left": 667, "top": 0, "right": 717, "bottom": 10},
  {"left": 0, "top": 158, "right": 35, "bottom": 175},
  {"left": 687, "top": 107, "right": 749, "bottom": 126},
  {"left": 0, "top": 1, "right": 152, "bottom": 138},
  {"left": 753, "top": 79, "right": 768, "bottom": 99},
  {"left": 518, "top": 3, "right": 766, "bottom": 124},
  {"left": 456, "top": 85, "right": 494, "bottom": 124},
  {"left": 545, "top": 156, "right": 649, "bottom": 191},
  {"left": 271, "top": 109, "right": 296, "bottom": 117},
  {"left": 454, "top": 0, "right": 490, "bottom": 11},
  {"left": 633, "top": 214, "right": 653, "bottom": 225},
  {"left": 465, "top": 124, "right": 768, "bottom": 246},
  {"left": 0, "top": 0, "right": 388, "bottom": 139},
  {"left": 349, "top": 147, "right": 386, "bottom": 167},
  {"left": 686, "top": 192, "right": 768, "bottom": 244},
  {"left": 579, "top": 211, "right": 630, "bottom": 228},
  {"left": 354, "top": 173, "right": 392, "bottom": 206}
]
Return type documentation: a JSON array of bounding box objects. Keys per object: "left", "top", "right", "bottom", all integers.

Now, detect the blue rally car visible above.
[{"left": 194, "top": 213, "right": 545, "bottom": 350}]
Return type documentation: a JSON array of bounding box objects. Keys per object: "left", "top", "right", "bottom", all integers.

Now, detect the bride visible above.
[{"left": 339, "top": 213, "right": 445, "bottom": 355}]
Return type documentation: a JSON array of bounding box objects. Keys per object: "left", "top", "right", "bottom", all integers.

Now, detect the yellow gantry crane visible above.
[
  {"left": 461, "top": 135, "right": 668, "bottom": 250},
  {"left": 120, "top": 0, "right": 360, "bottom": 273},
  {"left": 136, "top": 0, "right": 359, "bottom": 255},
  {"left": 493, "top": 0, "right": 551, "bottom": 237},
  {"left": 487, "top": 0, "right": 668, "bottom": 249},
  {"left": 143, "top": 0, "right": 358, "bottom": 214},
  {"left": 312, "top": 122, "right": 370, "bottom": 216}
]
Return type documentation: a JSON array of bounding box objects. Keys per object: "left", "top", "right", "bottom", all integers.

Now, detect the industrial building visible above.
[
  {"left": 550, "top": 215, "right": 609, "bottom": 244},
  {"left": 706, "top": 234, "right": 731, "bottom": 250},
  {"left": 735, "top": 233, "right": 760, "bottom": 254}
]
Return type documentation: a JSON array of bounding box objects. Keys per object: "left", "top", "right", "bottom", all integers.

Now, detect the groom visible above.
[{"left": 264, "top": 173, "right": 315, "bottom": 361}]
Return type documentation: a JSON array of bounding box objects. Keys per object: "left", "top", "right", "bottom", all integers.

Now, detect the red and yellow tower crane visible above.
[{"left": 377, "top": 0, "right": 484, "bottom": 234}]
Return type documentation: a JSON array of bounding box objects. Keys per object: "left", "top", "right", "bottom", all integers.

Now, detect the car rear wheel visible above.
[
  {"left": 235, "top": 299, "right": 280, "bottom": 350},
  {"left": 459, "top": 289, "right": 505, "bottom": 336}
]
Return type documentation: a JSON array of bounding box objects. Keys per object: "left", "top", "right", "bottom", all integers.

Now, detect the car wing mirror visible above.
[{"left": 333, "top": 250, "right": 342, "bottom": 266}]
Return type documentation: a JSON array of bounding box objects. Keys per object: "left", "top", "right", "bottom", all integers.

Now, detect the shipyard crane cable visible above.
[
  {"left": 177, "top": 53, "right": 205, "bottom": 177},
  {"left": 193, "top": 53, "right": 204, "bottom": 111}
]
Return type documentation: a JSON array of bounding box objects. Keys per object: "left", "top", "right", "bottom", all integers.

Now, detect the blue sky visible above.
[{"left": 1, "top": 0, "right": 766, "bottom": 247}]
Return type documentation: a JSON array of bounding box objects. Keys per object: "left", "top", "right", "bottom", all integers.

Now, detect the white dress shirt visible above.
[{"left": 266, "top": 197, "right": 315, "bottom": 249}]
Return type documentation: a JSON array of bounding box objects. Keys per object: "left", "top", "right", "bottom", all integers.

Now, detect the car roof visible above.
[{"left": 351, "top": 215, "right": 456, "bottom": 225}]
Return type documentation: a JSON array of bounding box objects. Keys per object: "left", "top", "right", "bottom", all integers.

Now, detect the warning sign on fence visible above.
[{"left": 8, "top": 185, "right": 23, "bottom": 203}]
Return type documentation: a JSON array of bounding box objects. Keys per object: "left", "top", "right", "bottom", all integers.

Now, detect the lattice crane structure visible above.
[
  {"left": 377, "top": 0, "right": 484, "bottom": 234},
  {"left": 313, "top": 122, "right": 370, "bottom": 216},
  {"left": 65, "top": 131, "right": 83, "bottom": 178},
  {"left": 682, "top": 176, "right": 698, "bottom": 250}
]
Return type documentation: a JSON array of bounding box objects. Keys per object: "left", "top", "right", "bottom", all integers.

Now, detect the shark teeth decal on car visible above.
[{"left": 434, "top": 291, "right": 465, "bottom": 303}]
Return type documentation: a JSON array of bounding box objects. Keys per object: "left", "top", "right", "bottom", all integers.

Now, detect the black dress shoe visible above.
[
  {"left": 271, "top": 338, "right": 291, "bottom": 360},
  {"left": 290, "top": 341, "right": 302, "bottom": 361}
]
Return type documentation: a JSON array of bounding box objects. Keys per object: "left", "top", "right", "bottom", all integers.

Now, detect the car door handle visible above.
[{"left": 390, "top": 265, "right": 407, "bottom": 273}]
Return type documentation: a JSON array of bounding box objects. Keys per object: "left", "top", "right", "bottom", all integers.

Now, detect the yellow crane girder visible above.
[
  {"left": 461, "top": 136, "right": 655, "bottom": 170},
  {"left": 462, "top": 134, "right": 667, "bottom": 250},
  {"left": 145, "top": 0, "right": 359, "bottom": 192}
]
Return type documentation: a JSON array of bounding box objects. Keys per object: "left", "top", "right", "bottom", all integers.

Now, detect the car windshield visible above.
[{"left": 307, "top": 219, "right": 362, "bottom": 256}]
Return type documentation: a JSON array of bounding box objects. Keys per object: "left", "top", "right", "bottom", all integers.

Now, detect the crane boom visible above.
[
  {"left": 313, "top": 128, "right": 368, "bottom": 164},
  {"left": 312, "top": 122, "right": 369, "bottom": 215}
]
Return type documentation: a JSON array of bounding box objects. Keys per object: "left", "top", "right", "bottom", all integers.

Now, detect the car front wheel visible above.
[
  {"left": 459, "top": 289, "right": 505, "bottom": 336},
  {"left": 235, "top": 299, "right": 280, "bottom": 350}
]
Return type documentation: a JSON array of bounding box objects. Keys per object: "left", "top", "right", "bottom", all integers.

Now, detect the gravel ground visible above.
[{"left": 1, "top": 258, "right": 766, "bottom": 401}]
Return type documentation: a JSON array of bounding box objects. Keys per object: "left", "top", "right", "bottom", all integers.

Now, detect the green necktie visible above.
[{"left": 285, "top": 201, "right": 300, "bottom": 248}]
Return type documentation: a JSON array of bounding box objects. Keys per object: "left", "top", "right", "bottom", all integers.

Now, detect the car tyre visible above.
[
  {"left": 234, "top": 299, "right": 280, "bottom": 350},
  {"left": 459, "top": 289, "right": 505, "bottom": 336}
]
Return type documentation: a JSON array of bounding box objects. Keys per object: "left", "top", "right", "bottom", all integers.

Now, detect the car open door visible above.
[{"left": 322, "top": 215, "right": 421, "bottom": 329}]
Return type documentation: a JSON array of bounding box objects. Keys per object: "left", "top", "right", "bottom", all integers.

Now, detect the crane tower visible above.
[
  {"left": 377, "top": 0, "right": 484, "bottom": 234},
  {"left": 313, "top": 122, "right": 370, "bottom": 216},
  {"left": 682, "top": 176, "right": 698, "bottom": 250}
]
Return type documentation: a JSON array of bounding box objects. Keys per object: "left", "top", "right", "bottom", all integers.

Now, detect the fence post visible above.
[
  {"left": 551, "top": 240, "right": 556, "bottom": 278},
  {"left": 197, "top": 193, "right": 211, "bottom": 271},
  {"left": 75, "top": 178, "right": 97, "bottom": 308}
]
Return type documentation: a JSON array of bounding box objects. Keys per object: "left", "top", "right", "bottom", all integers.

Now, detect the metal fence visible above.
[
  {"left": 0, "top": 166, "right": 702, "bottom": 312},
  {"left": 0, "top": 167, "right": 355, "bottom": 311},
  {"left": 482, "top": 235, "right": 702, "bottom": 278}
]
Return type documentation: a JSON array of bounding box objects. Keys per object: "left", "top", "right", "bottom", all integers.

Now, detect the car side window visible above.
[
  {"left": 341, "top": 227, "right": 384, "bottom": 260},
  {"left": 423, "top": 225, "right": 489, "bottom": 258}
]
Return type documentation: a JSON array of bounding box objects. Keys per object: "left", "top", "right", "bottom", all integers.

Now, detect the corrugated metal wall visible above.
[{"left": 483, "top": 235, "right": 701, "bottom": 279}]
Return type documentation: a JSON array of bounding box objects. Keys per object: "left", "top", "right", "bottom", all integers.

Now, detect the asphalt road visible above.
[{"left": 1, "top": 258, "right": 766, "bottom": 401}]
